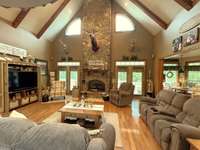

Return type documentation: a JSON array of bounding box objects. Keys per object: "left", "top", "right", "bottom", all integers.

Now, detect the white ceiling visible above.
[
  {"left": 115, "top": 0, "right": 183, "bottom": 35},
  {"left": 0, "top": 0, "right": 184, "bottom": 39}
]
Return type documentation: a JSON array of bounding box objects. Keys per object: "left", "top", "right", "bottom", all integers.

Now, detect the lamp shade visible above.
[{"left": 0, "top": 0, "right": 58, "bottom": 8}]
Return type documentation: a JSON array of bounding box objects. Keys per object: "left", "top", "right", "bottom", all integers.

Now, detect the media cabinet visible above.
[{"left": 0, "top": 60, "right": 41, "bottom": 114}]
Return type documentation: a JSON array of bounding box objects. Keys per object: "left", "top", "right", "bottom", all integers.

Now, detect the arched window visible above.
[
  {"left": 65, "top": 18, "right": 81, "bottom": 36},
  {"left": 115, "top": 14, "right": 135, "bottom": 32}
]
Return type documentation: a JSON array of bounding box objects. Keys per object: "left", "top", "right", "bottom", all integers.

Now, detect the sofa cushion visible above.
[
  {"left": 156, "top": 90, "right": 176, "bottom": 105},
  {"left": 0, "top": 118, "right": 35, "bottom": 146},
  {"left": 13, "top": 123, "right": 90, "bottom": 150},
  {"left": 182, "top": 98, "right": 200, "bottom": 127},
  {"left": 171, "top": 94, "right": 190, "bottom": 110}
]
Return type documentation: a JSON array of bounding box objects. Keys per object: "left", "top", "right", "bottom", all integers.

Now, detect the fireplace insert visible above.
[{"left": 88, "top": 80, "right": 105, "bottom": 92}]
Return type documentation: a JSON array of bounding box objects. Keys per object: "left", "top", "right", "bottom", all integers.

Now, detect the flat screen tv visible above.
[{"left": 9, "top": 69, "right": 37, "bottom": 92}]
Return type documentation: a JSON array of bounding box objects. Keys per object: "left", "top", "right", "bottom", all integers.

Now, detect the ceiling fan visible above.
[{"left": 0, "top": 0, "right": 58, "bottom": 8}]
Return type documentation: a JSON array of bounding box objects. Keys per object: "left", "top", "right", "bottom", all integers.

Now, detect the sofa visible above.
[
  {"left": 110, "top": 83, "right": 134, "bottom": 107},
  {"left": 0, "top": 118, "right": 115, "bottom": 150},
  {"left": 139, "top": 90, "right": 200, "bottom": 150}
]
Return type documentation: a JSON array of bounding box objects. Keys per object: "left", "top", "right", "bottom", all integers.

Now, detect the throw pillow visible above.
[{"left": 9, "top": 110, "right": 27, "bottom": 119}]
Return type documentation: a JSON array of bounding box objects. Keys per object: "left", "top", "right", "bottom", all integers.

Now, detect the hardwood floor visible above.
[{"left": 17, "top": 100, "right": 161, "bottom": 150}]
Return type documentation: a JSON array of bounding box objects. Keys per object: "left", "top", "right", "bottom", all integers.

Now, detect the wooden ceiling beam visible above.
[
  {"left": 130, "top": 0, "right": 168, "bottom": 29},
  {"left": 36, "top": 0, "right": 70, "bottom": 39},
  {"left": 174, "top": 0, "right": 194, "bottom": 10},
  {"left": 12, "top": 8, "right": 30, "bottom": 28}
]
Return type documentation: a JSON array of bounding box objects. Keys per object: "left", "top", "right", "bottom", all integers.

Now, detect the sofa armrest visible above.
[
  {"left": 171, "top": 124, "right": 200, "bottom": 139},
  {"left": 100, "top": 123, "right": 116, "bottom": 150},
  {"left": 157, "top": 109, "right": 176, "bottom": 117},
  {"left": 87, "top": 138, "right": 107, "bottom": 150},
  {"left": 140, "top": 97, "right": 157, "bottom": 104}
]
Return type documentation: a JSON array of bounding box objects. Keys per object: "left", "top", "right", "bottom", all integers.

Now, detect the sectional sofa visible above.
[
  {"left": 0, "top": 118, "right": 115, "bottom": 150},
  {"left": 140, "top": 90, "right": 200, "bottom": 150}
]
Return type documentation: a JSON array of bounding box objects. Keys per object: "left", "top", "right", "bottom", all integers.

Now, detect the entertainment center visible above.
[
  {"left": 8, "top": 63, "right": 38, "bottom": 110},
  {"left": 0, "top": 43, "right": 40, "bottom": 114}
]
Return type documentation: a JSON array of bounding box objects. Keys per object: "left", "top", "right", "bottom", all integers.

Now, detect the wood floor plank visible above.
[{"left": 16, "top": 100, "right": 161, "bottom": 150}]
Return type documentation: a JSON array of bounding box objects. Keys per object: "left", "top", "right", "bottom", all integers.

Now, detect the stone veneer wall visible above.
[{"left": 81, "top": 0, "right": 112, "bottom": 92}]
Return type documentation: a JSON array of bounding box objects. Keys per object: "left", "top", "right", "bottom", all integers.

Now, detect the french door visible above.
[
  {"left": 58, "top": 67, "right": 79, "bottom": 93},
  {"left": 132, "top": 71, "right": 144, "bottom": 95},
  {"left": 117, "top": 71, "right": 127, "bottom": 89},
  {"left": 70, "top": 70, "right": 78, "bottom": 91}
]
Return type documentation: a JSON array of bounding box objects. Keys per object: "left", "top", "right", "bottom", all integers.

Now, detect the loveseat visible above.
[
  {"left": 0, "top": 118, "right": 115, "bottom": 150},
  {"left": 139, "top": 90, "right": 200, "bottom": 150}
]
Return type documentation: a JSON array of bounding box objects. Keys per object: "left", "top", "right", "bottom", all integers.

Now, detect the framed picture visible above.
[
  {"left": 35, "top": 59, "right": 48, "bottom": 75},
  {"left": 172, "top": 36, "right": 182, "bottom": 52},
  {"left": 183, "top": 28, "right": 199, "bottom": 47}
]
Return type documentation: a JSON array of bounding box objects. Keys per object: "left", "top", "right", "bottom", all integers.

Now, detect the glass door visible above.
[
  {"left": 59, "top": 70, "right": 67, "bottom": 82},
  {"left": 70, "top": 71, "right": 78, "bottom": 91},
  {"left": 132, "top": 71, "right": 143, "bottom": 95},
  {"left": 117, "top": 71, "right": 127, "bottom": 88},
  {"left": 163, "top": 63, "right": 178, "bottom": 89}
]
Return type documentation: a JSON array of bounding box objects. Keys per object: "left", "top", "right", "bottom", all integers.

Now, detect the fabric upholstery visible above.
[
  {"left": 0, "top": 118, "right": 35, "bottom": 147},
  {"left": 0, "top": 118, "right": 115, "bottom": 150},
  {"left": 110, "top": 83, "right": 134, "bottom": 107},
  {"left": 14, "top": 123, "right": 90, "bottom": 150},
  {"left": 139, "top": 90, "right": 195, "bottom": 150}
]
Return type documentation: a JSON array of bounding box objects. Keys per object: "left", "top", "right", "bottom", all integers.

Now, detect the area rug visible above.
[{"left": 43, "top": 111, "right": 123, "bottom": 149}]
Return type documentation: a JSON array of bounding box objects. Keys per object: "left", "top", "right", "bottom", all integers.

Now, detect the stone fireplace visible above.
[
  {"left": 88, "top": 80, "right": 105, "bottom": 92},
  {"left": 81, "top": 0, "right": 112, "bottom": 93}
]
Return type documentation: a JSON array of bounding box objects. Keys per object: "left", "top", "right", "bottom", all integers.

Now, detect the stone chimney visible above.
[{"left": 81, "top": 0, "right": 112, "bottom": 93}]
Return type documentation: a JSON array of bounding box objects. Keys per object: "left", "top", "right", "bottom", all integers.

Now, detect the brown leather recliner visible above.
[{"left": 110, "top": 83, "right": 134, "bottom": 107}]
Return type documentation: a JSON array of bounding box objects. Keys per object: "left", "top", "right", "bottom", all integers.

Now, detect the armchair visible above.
[{"left": 110, "top": 83, "right": 134, "bottom": 107}]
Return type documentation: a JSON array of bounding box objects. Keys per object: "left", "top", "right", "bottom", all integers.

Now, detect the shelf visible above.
[{"left": 9, "top": 88, "right": 37, "bottom": 94}]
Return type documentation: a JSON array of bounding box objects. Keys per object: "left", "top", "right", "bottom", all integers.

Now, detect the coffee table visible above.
[{"left": 59, "top": 101, "right": 104, "bottom": 128}]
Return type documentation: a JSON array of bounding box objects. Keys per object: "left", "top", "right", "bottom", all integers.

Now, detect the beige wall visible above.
[
  {"left": 52, "top": 2, "right": 154, "bottom": 79},
  {"left": 0, "top": 20, "right": 53, "bottom": 63},
  {"left": 111, "top": 4, "right": 154, "bottom": 77},
  {"left": 153, "top": 2, "right": 200, "bottom": 93}
]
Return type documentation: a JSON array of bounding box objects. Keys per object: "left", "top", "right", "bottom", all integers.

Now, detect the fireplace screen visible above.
[{"left": 88, "top": 80, "right": 105, "bottom": 92}]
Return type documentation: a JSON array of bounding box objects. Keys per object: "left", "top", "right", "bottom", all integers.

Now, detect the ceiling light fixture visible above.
[{"left": 0, "top": 0, "right": 58, "bottom": 9}]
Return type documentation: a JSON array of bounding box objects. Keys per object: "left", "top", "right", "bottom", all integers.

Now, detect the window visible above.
[
  {"left": 59, "top": 71, "right": 67, "bottom": 81},
  {"left": 115, "top": 14, "right": 135, "bottom": 32},
  {"left": 187, "top": 62, "right": 200, "bottom": 87},
  {"left": 132, "top": 72, "right": 143, "bottom": 95},
  {"left": 65, "top": 18, "right": 81, "bottom": 36},
  {"left": 70, "top": 71, "right": 78, "bottom": 90},
  {"left": 163, "top": 63, "right": 178, "bottom": 89},
  {"left": 117, "top": 72, "right": 127, "bottom": 88}
]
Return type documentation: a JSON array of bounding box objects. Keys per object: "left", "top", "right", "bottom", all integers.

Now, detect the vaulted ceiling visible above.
[{"left": 0, "top": 0, "right": 197, "bottom": 40}]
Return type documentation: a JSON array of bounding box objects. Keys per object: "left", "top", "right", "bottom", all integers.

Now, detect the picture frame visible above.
[
  {"left": 172, "top": 36, "right": 182, "bottom": 52},
  {"left": 183, "top": 28, "right": 199, "bottom": 47}
]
